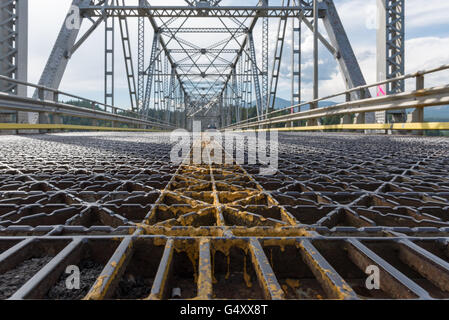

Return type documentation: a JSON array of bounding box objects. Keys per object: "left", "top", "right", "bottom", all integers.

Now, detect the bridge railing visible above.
[
  {"left": 225, "top": 64, "right": 449, "bottom": 132},
  {"left": 0, "top": 75, "right": 175, "bottom": 131}
]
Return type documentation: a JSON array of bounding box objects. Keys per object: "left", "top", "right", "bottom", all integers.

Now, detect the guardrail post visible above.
[
  {"left": 38, "top": 112, "right": 49, "bottom": 134},
  {"left": 353, "top": 91, "right": 366, "bottom": 125},
  {"left": 407, "top": 75, "right": 425, "bottom": 135},
  {"left": 52, "top": 113, "right": 63, "bottom": 133},
  {"left": 409, "top": 75, "right": 424, "bottom": 123},
  {"left": 306, "top": 102, "right": 319, "bottom": 127},
  {"left": 53, "top": 113, "right": 63, "bottom": 125},
  {"left": 340, "top": 93, "right": 352, "bottom": 125},
  {"left": 37, "top": 88, "right": 45, "bottom": 100},
  {"left": 36, "top": 87, "right": 51, "bottom": 133}
]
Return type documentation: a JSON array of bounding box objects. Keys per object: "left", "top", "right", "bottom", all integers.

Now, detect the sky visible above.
[{"left": 28, "top": 0, "right": 449, "bottom": 109}]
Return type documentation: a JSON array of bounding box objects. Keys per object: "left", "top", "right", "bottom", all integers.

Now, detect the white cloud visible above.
[{"left": 406, "top": 0, "right": 449, "bottom": 29}]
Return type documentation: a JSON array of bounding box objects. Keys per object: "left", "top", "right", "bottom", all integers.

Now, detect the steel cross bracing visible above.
[
  {"left": 376, "top": 0, "right": 406, "bottom": 124},
  {"left": 0, "top": 0, "right": 25, "bottom": 94},
  {"left": 0, "top": 132, "right": 449, "bottom": 300},
  {"left": 137, "top": 14, "right": 145, "bottom": 111},
  {"left": 385, "top": 0, "right": 405, "bottom": 95}
]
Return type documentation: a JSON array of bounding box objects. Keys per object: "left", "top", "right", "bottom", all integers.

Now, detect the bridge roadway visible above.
[{"left": 0, "top": 132, "right": 448, "bottom": 300}]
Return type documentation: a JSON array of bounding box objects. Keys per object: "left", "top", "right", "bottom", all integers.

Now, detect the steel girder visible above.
[
  {"left": 137, "top": 15, "right": 145, "bottom": 111},
  {"left": 262, "top": 1, "right": 268, "bottom": 114},
  {"left": 0, "top": 0, "right": 27, "bottom": 95},
  {"left": 320, "top": 0, "right": 374, "bottom": 123},
  {"left": 79, "top": 6, "right": 312, "bottom": 18},
  {"left": 267, "top": 0, "right": 290, "bottom": 116},
  {"left": 104, "top": 8, "right": 114, "bottom": 107},
  {"left": 34, "top": 0, "right": 93, "bottom": 99}
]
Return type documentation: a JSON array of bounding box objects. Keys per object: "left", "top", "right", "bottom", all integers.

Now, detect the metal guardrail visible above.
[
  {"left": 0, "top": 75, "right": 175, "bottom": 131},
  {"left": 226, "top": 64, "right": 449, "bottom": 131}
]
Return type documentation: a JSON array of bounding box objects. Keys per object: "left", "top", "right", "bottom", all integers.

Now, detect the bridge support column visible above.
[
  {"left": 376, "top": 0, "right": 406, "bottom": 135},
  {"left": 0, "top": 0, "right": 30, "bottom": 134}
]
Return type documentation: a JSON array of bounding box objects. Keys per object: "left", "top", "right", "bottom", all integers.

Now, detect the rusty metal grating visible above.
[{"left": 0, "top": 132, "right": 449, "bottom": 300}]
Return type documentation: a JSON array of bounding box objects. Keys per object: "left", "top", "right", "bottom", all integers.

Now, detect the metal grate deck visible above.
[{"left": 0, "top": 132, "right": 448, "bottom": 300}]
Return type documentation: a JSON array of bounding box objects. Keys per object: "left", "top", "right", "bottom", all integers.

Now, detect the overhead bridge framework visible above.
[
  {"left": 2, "top": 0, "right": 376, "bottom": 131},
  {"left": 0, "top": 0, "right": 445, "bottom": 133}
]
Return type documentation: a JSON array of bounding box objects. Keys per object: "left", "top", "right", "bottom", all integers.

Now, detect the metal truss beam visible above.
[
  {"left": 267, "top": 0, "right": 289, "bottom": 115},
  {"left": 35, "top": 0, "right": 92, "bottom": 99},
  {"left": 143, "top": 33, "right": 159, "bottom": 115},
  {"left": 0, "top": 0, "right": 28, "bottom": 125},
  {"left": 0, "top": 0, "right": 30, "bottom": 128},
  {"left": 80, "top": 6, "right": 312, "bottom": 18},
  {"left": 177, "top": 64, "right": 232, "bottom": 68},
  {"left": 169, "top": 49, "right": 239, "bottom": 54},
  {"left": 161, "top": 28, "right": 247, "bottom": 34},
  {"left": 248, "top": 32, "right": 262, "bottom": 119},
  {"left": 321, "top": 0, "right": 371, "bottom": 102},
  {"left": 137, "top": 15, "right": 145, "bottom": 111},
  {"left": 291, "top": 10, "right": 301, "bottom": 110},
  {"left": 104, "top": 13, "right": 114, "bottom": 106},
  {"left": 117, "top": 4, "right": 138, "bottom": 111},
  {"left": 262, "top": 1, "right": 268, "bottom": 112}
]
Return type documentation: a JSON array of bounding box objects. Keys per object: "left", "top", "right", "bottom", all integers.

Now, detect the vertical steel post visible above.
[
  {"left": 0, "top": 0, "right": 28, "bottom": 126},
  {"left": 137, "top": 0, "right": 145, "bottom": 112},
  {"left": 376, "top": 0, "right": 405, "bottom": 125},
  {"left": 267, "top": 0, "right": 289, "bottom": 116},
  {"left": 104, "top": 13, "right": 115, "bottom": 106},
  {"left": 262, "top": 0, "right": 269, "bottom": 116},
  {"left": 312, "top": 0, "right": 318, "bottom": 104}
]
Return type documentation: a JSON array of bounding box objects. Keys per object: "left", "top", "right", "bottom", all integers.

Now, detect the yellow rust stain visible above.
[
  {"left": 174, "top": 239, "right": 200, "bottom": 283},
  {"left": 286, "top": 278, "right": 301, "bottom": 290},
  {"left": 243, "top": 255, "right": 253, "bottom": 288},
  {"left": 225, "top": 254, "right": 231, "bottom": 280},
  {"left": 83, "top": 275, "right": 107, "bottom": 300}
]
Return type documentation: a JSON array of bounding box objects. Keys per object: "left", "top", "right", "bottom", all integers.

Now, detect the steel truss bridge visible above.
[
  {"left": 0, "top": 0, "right": 449, "bottom": 302},
  {"left": 0, "top": 0, "right": 447, "bottom": 132}
]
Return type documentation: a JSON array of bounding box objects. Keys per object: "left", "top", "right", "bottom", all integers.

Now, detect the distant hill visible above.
[
  {"left": 424, "top": 106, "right": 449, "bottom": 121},
  {"left": 271, "top": 98, "right": 449, "bottom": 121},
  {"left": 255, "top": 97, "right": 336, "bottom": 111}
]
